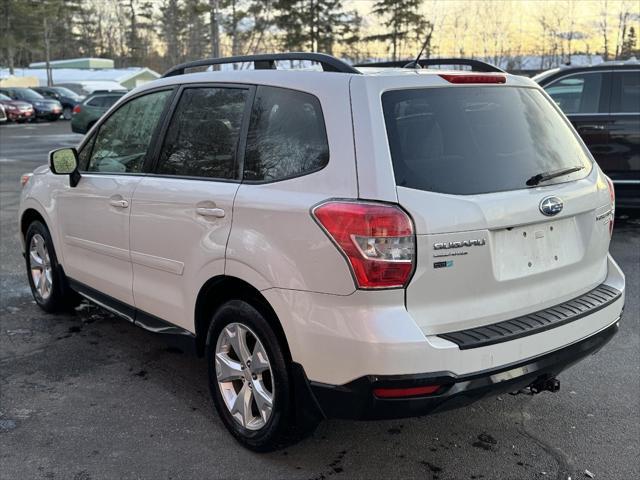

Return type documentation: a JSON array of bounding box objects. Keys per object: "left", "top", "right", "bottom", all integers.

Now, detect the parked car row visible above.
[
  {"left": 0, "top": 87, "right": 63, "bottom": 122},
  {"left": 0, "top": 83, "right": 127, "bottom": 125}
]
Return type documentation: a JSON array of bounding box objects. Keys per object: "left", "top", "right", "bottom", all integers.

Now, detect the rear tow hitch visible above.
[{"left": 510, "top": 377, "right": 560, "bottom": 396}]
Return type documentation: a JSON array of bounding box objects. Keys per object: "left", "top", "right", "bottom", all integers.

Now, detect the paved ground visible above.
[{"left": 0, "top": 122, "right": 638, "bottom": 480}]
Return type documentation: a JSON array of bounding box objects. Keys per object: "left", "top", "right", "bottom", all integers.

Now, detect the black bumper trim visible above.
[
  {"left": 437, "top": 284, "right": 621, "bottom": 349},
  {"left": 306, "top": 321, "right": 619, "bottom": 420}
]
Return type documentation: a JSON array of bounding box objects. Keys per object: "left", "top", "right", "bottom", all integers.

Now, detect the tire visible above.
[
  {"left": 25, "top": 221, "right": 80, "bottom": 313},
  {"left": 206, "top": 300, "right": 298, "bottom": 451},
  {"left": 63, "top": 107, "right": 72, "bottom": 120}
]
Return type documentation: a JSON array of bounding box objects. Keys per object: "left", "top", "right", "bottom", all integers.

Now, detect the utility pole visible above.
[
  {"left": 43, "top": 17, "right": 53, "bottom": 86},
  {"left": 209, "top": 0, "right": 220, "bottom": 64}
]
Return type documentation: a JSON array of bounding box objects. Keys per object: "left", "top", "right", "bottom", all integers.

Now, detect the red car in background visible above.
[{"left": 0, "top": 93, "right": 34, "bottom": 122}]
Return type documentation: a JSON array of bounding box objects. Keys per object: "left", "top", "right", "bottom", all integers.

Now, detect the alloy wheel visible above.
[
  {"left": 215, "top": 322, "right": 274, "bottom": 430},
  {"left": 29, "top": 234, "right": 53, "bottom": 300}
]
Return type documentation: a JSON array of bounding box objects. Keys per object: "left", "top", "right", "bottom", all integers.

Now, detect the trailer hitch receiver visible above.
[{"left": 510, "top": 376, "right": 560, "bottom": 396}]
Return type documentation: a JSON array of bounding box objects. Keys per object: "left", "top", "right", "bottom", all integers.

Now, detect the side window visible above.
[
  {"left": 86, "top": 90, "right": 171, "bottom": 174},
  {"left": 243, "top": 86, "right": 329, "bottom": 182},
  {"left": 86, "top": 96, "right": 104, "bottom": 107},
  {"left": 103, "top": 96, "right": 121, "bottom": 108},
  {"left": 156, "top": 87, "right": 248, "bottom": 179},
  {"left": 545, "top": 73, "right": 604, "bottom": 114},
  {"left": 611, "top": 71, "right": 640, "bottom": 113}
]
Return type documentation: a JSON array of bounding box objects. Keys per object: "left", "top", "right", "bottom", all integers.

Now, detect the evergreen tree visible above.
[
  {"left": 121, "top": 0, "right": 155, "bottom": 66},
  {"left": 160, "top": 0, "right": 186, "bottom": 66},
  {"left": 274, "top": 0, "right": 360, "bottom": 55},
  {"left": 184, "top": 0, "right": 209, "bottom": 60},
  {"left": 370, "top": 0, "right": 426, "bottom": 61},
  {"left": 620, "top": 26, "right": 638, "bottom": 59}
]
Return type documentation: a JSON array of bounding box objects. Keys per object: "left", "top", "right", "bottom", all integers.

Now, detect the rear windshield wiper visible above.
[{"left": 526, "top": 166, "right": 585, "bottom": 187}]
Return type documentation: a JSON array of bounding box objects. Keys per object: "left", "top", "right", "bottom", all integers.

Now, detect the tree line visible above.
[{"left": 1, "top": 0, "right": 638, "bottom": 75}]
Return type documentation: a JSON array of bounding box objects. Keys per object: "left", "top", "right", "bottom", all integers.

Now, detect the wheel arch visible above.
[
  {"left": 194, "top": 275, "right": 292, "bottom": 362},
  {"left": 20, "top": 207, "right": 47, "bottom": 239}
]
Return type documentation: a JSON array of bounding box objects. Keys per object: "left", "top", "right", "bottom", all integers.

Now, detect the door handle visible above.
[
  {"left": 579, "top": 124, "right": 606, "bottom": 130},
  {"left": 196, "top": 207, "right": 225, "bottom": 218},
  {"left": 109, "top": 199, "right": 129, "bottom": 208}
]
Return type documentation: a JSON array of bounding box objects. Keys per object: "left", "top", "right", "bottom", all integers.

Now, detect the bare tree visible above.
[
  {"left": 599, "top": 0, "right": 610, "bottom": 60},
  {"left": 614, "top": 0, "right": 632, "bottom": 59}
]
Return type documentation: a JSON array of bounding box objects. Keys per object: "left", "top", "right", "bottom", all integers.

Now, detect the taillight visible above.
[
  {"left": 605, "top": 176, "right": 615, "bottom": 236},
  {"left": 439, "top": 73, "right": 506, "bottom": 84},
  {"left": 72, "top": 105, "right": 81, "bottom": 114},
  {"left": 312, "top": 201, "right": 415, "bottom": 289}
]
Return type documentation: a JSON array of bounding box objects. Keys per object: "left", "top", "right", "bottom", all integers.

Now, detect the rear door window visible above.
[
  {"left": 102, "top": 96, "right": 122, "bottom": 108},
  {"left": 611, "top": 71, "right": 640, "bottom": 113},
  {"left": 156, "top": 86, "right": 248, "bottom": 179},
  {"left": 243, "top": 86, "right": 329, "bottom": 182},
  {"left": 86, "top": 96, "right": 105, "bottom": 107},
  {"left": 545, "top": 72, "right": 605, "bottom": 114},
  {"left": 382, "top": 86, "right": 592, "bottom": 195}
]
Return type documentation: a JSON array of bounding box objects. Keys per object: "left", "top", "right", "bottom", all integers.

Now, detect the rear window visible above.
[{"left": 382, "top": 86, "right": 592, "bottom": 195}]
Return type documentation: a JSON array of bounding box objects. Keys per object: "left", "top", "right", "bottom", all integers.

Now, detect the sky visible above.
[{"left": 344, "top": 0, "right": 639, "bottom": 60}]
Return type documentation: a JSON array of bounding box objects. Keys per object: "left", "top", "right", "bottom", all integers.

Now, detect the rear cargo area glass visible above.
[{"left": 382, "top": 86, "right": 592, "bottom": 195}]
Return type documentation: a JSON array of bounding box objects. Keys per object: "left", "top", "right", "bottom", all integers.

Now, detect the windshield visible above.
[
  {"left": 0, "top": 94, "right": 10, "bottom": 101},
  {"left": 382, "top": 86, "right": 592, "bottom": 195},
  {"left": 17, "top": 89, "right": 45, "bottom": 100}
]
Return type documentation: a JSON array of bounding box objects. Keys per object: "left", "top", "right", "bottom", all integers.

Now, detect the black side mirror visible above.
[{"left": 49, "top": 147, "right": 81, "bottom": 187}]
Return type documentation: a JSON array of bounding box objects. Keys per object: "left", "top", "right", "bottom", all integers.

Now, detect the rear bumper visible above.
[
  {"left": 305, "top": 319, "right": 619, "bottom": 420},
  {"left": 6, "top": 111, "right": 33, "bottom": 121},
  {"left": 35, "top": 108, "right": 61, "bottom": 119},
  {"left": 266, "top": 255, "right": 625, "bottom": 387}
]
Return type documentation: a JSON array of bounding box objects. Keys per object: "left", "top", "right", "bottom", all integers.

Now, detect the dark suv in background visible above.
[
  {"left": 535, "top": 61, "right": 640, "bottom": 210},
  {"left": 70, "top": 91, "right": 125, "bottom": 133}
]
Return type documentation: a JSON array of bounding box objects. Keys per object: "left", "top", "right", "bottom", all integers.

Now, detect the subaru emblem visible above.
[{"left": 539, "top": 196, "right": 563, "bottom": 216}]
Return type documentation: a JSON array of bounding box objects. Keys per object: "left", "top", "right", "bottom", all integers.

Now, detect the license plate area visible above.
[{"left": 492, "top": 217, "right": 583, "bottom": 281}]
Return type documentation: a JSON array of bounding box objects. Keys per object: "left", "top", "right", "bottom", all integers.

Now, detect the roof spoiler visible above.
[{"left": 354, "top": 58, "right": 505, "bottom": 73}]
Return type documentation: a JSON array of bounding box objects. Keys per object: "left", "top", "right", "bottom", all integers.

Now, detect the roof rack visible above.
[
  {"left": 354, "top": 58, "right": 505, "bottom": 73},
  {"left": 162, "top": 52, "right": 361, "bottom": 77}
]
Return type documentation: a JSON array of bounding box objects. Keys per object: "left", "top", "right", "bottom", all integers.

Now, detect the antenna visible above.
[{"left": 404, "top": 32, "right": 433, "bottom": 69}]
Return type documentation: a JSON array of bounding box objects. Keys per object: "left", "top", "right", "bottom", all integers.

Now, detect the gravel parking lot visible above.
[{"left": 1, "top": 122, "right": 638, "bottom": 480}]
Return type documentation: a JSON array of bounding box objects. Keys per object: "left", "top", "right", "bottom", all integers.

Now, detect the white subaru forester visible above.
[{"left": 19, "top": 53, "right": 625, "bottom": 451}]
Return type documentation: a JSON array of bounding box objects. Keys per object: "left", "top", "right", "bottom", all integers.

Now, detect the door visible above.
[
  {"left": 607, "top": 70, "right": 640, "bottom": 205},
  {"left": 544, "top": 71, "right": 613, "bottom": 165},
  {"left": 130, "top": 85, "right": 251, "bottom": 331},
  {"left": 56, "top": 89, "right": 173, "bottom": 305}
]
